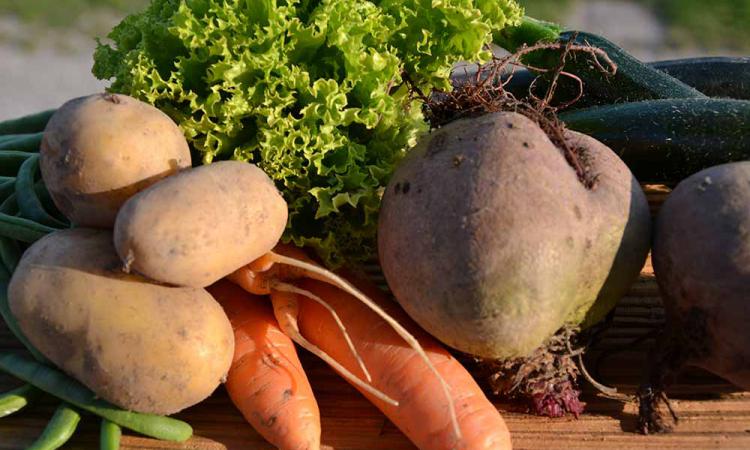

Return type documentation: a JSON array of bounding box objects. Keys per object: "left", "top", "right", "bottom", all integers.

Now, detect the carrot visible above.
[
  {"left": 207, "top": 280, "right": 321, "bottom": 450},
  {"left": 229, "top": 245, "right": 401, "bottom": 407},
  {"left": 273, "top": 277, "right": 513, "bottom": 450},
  {"left": 231, "top": 244, "right": 478, "bottom": 445},
  {"left": 228, "top": 245, "right": 311, "bottom": 295}
]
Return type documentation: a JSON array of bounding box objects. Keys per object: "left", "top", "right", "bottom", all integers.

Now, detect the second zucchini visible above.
[{"left": 561, "top": 98, "right": 750, "bottom": 183}]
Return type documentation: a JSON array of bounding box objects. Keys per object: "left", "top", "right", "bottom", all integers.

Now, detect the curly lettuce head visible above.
[{"left": 93, "top": 0, "right": 522, "bottom": 267}]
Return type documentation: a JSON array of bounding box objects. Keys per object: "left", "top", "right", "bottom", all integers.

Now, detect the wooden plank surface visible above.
[
  {"left": 2, "top": 342, "right": 750, "bottom": 449},
  {"left": 2, "top": 184, "right": 750, "bottom": 449},
  {"left": 2, "top": 263, "right": 749, "bottom": 450}
]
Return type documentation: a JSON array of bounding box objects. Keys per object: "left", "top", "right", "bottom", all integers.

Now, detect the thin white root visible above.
[
  {"left": 121, "top": 250, "right": 134, "bottom": 274},
  {"left": 267, "top": 252, "right": 462, "bottom": 441},
  {"left": 271, "top": 290, "right": 399, "bottom": 407},
  {"left": 272, "top": 281, "right": 372, "bottom": 383}
]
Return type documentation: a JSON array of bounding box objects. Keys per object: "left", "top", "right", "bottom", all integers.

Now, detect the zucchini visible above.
[
  {"left": 560, "top": 98, "right": 750, "bottom": 183},
  {"left": 651, "top": 57, "right": 750, "bottom": 100},
  {"left": 483, "top": 57, "right": 750, "bottom": 103},
  {"left": 540, "top": 32, "right": 706, "bottom": 108},
  {"left": 495, "top": 19, "right": 706, "bottom": 108}
]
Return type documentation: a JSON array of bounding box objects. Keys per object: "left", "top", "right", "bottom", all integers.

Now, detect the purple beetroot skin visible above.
[{"left": 641, "top": 162, "right": 750, "bottom": 433}]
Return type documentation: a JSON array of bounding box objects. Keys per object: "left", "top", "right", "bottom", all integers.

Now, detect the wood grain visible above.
[
  {"left": 2, "top": 338, "right": 750, "bottom": 450},
  {"left": 3, "top": 184, "right": 750, "bottom": 449}
]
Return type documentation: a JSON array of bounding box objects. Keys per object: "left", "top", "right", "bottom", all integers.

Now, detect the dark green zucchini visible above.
[
  {"left": 551, "top": 32, "right": 707, "bottom": 108},
  {"left": 650, "top": 57, "right": 750, "bottom": 100},
  {"left": 560, "top": 98, "right": 750, "bottom": 183},
  {"left": 495, "top": 18, "right": 706, "bottom": 108},
  {"left": 484, "top": 57, "right": 750, "bottom": 103}
]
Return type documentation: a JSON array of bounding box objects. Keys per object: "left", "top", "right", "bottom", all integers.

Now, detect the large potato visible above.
[
  {"left": 114, "top": 161, "right": 288, "bottom": 288},
  {"left": 40, "top": 93, "right": 192, "bottom": 227},
  {"left": 378, "top": 112, "right": 651, "bottom": 359},
  {"left": 9, "top": 228, "right": 234, "bottom": 415}
]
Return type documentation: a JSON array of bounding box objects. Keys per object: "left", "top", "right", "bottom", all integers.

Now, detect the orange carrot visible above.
[
  {"left": 273, "top": 278, "right": 513, "bottom": 450},
  {"left": 228, "top": 244, "right": 312, "bottom": 295},
  {"left": 207, "top": 280, "right": 321, "bottom": 450},
  {"left": 230, "top": 245, "right": 402, "bottom": 407},
  {"left": 231, "top": 244, "right": 480, "bottom": 445}
]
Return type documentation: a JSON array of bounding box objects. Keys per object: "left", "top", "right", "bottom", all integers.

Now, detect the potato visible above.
[
  {"left": 378, "top": 112, "right": 651, "bottom": 359},
  {"left": 114, "top": 161, "right": 288, "bottom": 288},
  {"left": 40, "top": 93, "right": 192, "bottom": 227},
  {"left": 8, "top": 228, "right": 234, "bottom": 415}
]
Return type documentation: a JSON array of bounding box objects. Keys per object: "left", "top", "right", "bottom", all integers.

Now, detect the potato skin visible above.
[
  {"left": 378, "top": 112, "right": 650, "bottom": 359},
  {"left": 8, "top": 228, "right": 234, "bottom": 415},
  {"left": 40, "top": 93, "right": 192, "bottom": 227},
  {"left": 114, "top": 161, "right": 288, "bottom": 288},
  {"left": 653, "top": 162, "right": 750, "bottom": 389}
]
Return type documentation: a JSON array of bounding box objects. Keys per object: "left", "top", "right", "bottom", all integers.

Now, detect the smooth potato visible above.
[
  {"left": 40, "top": 93, "right": 192, "bottom": 227},
  {"left": 9, "top": 228, "right": 234, "bottom": 415},
  {"left": 114, "top": 161, "right": 288, "bottom": 288}
]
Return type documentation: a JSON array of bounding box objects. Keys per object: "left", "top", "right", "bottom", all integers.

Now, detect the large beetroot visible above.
[
  {"left": 378, "top": 111, "right": 651, "bottom": 415},
  {"left": 640, "top": 162, "right": 750, "bottom": 433}
]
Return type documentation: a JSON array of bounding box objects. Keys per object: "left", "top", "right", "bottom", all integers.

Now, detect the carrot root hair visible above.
[
  {"left": 273, "top": 281, "right": 372, "bottom": 383},
  {"left": 266, "top": 251, "right": 462, "bottom": 441},
  {"left": 270, "top": 288, "right": 399, "bottom": 407}
]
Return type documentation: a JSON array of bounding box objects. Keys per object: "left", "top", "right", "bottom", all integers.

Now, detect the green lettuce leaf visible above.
[{"left": 93, "top": 0, "right": 522, "bottom": 267}]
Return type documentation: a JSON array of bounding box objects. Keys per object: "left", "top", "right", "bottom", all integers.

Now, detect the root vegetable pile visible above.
[
  {"left": 0, "top": 1, "right": 748, "bottom": 447},
  {"left": 0, "top": 92, "right": 512, "bottom": 450}
]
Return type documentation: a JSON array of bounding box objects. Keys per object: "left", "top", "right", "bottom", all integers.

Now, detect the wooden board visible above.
[
  {"left": 2, "top": 336, "right": 750, "bottom": 450},
  {"left": 2, "top": 185, "right": 750, "bottom": 449}
]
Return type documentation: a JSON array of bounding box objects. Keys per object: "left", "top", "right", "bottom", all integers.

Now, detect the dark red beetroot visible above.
[
  {"left": 379, "top": 78, "right": 650, "bottom": 417},
  {"left": 378, "top": 48, "right": 653, "bottom": 417},
  {"left": 641, "top": 162, "right": 750, "bottom": 433}
]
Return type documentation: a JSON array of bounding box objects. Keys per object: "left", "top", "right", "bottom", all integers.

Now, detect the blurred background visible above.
[{"left": 0, "top": 0, "right": 748, "bottom": 119}]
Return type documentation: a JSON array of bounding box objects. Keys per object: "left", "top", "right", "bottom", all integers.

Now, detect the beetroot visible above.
[
  {"left": 378, "top": 111, "right": 651, "bottom": 415},
  {"left": 640, "top": 162, "right": 750, "bottom": 433}
]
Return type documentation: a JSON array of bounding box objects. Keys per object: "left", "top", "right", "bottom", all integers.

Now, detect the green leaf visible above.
[{"left": 93, "top": 0, "right": 523, "bottom": 267}]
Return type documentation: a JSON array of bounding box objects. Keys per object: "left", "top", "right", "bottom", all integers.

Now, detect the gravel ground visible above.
[
  {"left": 564, "top": 0, "right": 666, "bottom": 60},
  {"left": 0, "top": 15, "right": 113, "bottom": 121},
  {"left": 0, "top": 1, "right": 741, "bottom": 121},
  {"left": 0, "top": 42, "right": 107, "bottom": 120}
]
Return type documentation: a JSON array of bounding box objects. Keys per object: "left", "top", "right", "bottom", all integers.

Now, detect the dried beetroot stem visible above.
[
  {"left": 474, "top": 327, "right": 586, "bottom": 418},
  {"left": 637, "top": 385, "right": 679, "bottom": 434},
  {"left": 636, "top": 308, "right": 709, "bottom": 434},
  {"left": 636, "top": 336, "right": 682, "bottom": 434},
  {"left": 418, "top": 40, "right": 615, "bottom": 190}
]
